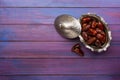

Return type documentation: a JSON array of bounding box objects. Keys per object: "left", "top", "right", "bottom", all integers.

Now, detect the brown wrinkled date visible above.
[
  {"left": 71, "top": 43, "right": 84, "bottom": 56},
  {"left": 81, "top": 16, "right": 107, "bottom": 48}
]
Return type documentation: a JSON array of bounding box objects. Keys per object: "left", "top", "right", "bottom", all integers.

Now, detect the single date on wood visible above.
[{"left": 71, "top": 43, "right": 84, "bottom": 56}]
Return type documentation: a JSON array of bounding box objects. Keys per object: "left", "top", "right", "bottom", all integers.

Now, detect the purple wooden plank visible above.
[
  {"left": 0, "top": 42, "right": 120, "bottom": 58},
  {"left": 0, "top": 0, "right": 120, "bottom": 7},
  {"left": 0, "top": 76, "right": 9, "bottom": 80},
  {"left": 0, "top": 24, "right": 67, "bottom": 41},
  {"left": 0, "top": 24, "right": 119, "bottom": 41},
  {"left": 0, "top": 76, "right": 120, "bottom": 80},
  {"left": 0, "top": 8, "right": 120, "bottom": 24},
  {"left": 0, "top": 59, "right": 120, "bottom": 75}
]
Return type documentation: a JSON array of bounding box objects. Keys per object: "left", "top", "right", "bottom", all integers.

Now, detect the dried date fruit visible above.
[
  {"left": 95, "top": 39, "right": 101, "bottom": 47},
  {"left": 101, "top": 37, "right": 106, "bottom": 44},
  {"left": 81, "top": 31, "right": 88, "bottom": 41},
  {"left": 88, "top": 35, "right": 92, "bottom": 40},
  {"left": 96, "top": 28, "right": 102, "bottom": 33},
  {"left": 82, "top": 24, "right": 90, "bottom": 31},
  {"left": 96, "top": 33, "right": 104, "bottom": 41},
  {"left": 96, "top": 28, "right": 105, "bottom": 36},
  {"left": 91, "top": 21, "right": 98, "bottom": 28},
  {"left": 71, "top": 43, "right": 84, "bottom": 56},
  {"left": 82, "top": 17, "right": 91, "bottom": 23},
  {"left": 97, "top": 21, "right": 104, "bottom": 30},
  {"left": 87, "top": 37, "right": 96, "bottom": 45},
  {"left": 82, "top": 23, "right": 87, "bottom": 28},
  {"left": 89, "top": 28, "right": 97, "bottom": 36}
]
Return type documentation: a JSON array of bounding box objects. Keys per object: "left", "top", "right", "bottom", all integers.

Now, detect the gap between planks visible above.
[
  {"left": 0, "top": 57, "right": 120, "bottom": 59},
  {"left": 0, "top": 74, "right": 120, "bottom": 76},
  {"left": 0, "top": 7, "right": 120, "bottom": 8}
]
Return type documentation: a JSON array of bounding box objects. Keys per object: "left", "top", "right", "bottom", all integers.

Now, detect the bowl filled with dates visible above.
[{"left": 79, "top": 13, "right": 112, "bottom": 52}]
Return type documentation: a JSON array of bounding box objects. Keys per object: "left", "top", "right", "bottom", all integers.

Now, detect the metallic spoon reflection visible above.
[{"left": 54, "top": 14, "right": 81, "bottom": 39}]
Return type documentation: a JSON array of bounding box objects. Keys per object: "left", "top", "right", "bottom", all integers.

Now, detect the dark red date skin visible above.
[
  {"left": 87, "top": 37, "right": 96, "bottom": 45},
  {"left": 97, "top": 21, "right": 104, "bottom": 30},
  {"left": 89, "top": 28, "right": 97, "bottom": 36},
  {"left": 81, "top": 32, "right": 88, "bottom": 41},
  {"left": 71, "top": 43, "right": 84, "bottom": 56},
  {"left": 82, "top": 17, "right": 91, "bottom": 23},
  {"left": 92, "top": 21, "right": 98, "bottom": 28},
  {"left": 82, "top": 24, "right": 90, "bottom": 31},
  {"left": 97, "top": 33, "right": 104, "bottom": 41}
]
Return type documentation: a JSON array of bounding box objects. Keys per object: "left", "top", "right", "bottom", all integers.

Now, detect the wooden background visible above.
[{"left": 0, "top": 0, "right": 120, "bottom": 80}]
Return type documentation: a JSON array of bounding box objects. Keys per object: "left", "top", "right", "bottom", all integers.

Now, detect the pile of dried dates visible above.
[{"left": 81, "top": 16, "right": 107, "bottom": 48}]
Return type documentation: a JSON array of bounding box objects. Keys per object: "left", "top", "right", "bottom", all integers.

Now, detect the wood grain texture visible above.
[
  {"left": 0, "top": 8, "right": 120, "bottom": 24},
  {"left": 0, "top": 42, "right": 120, "bottom": 58},
  {"left": 0, "top": 59, "right": 120, "bottom": 75},
  {"left": 0, "top": 0, "right": 120, "bottom": 7},
  {"left": 0, "top": 76, "right": 120, "bottom": 80},
  {"left": 0, "top": 24, "right": 119, "bottom": 41}
]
